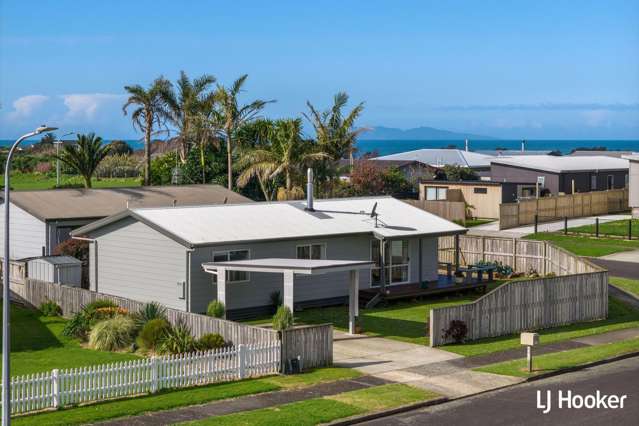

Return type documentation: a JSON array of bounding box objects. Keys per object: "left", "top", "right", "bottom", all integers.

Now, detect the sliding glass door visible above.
[{"left": 371, "top": 239, "right": 409, "bottom": 287}]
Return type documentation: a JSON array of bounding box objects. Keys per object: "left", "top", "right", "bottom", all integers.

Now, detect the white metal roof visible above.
[
  {"left": 491, "top": 155, "right": 629, "bottom": 173},
  {"left": 374, "top": 149, "right": 493, "bottom": 168},
  {"left": 623, "top": 154, "right": 639, "bottom": 162},
  {"left": 75, "top": 196, "right": 466, "bottom": 247},
  {"left": 202, "top": 258, "right": 374, "bottom": 275},
  {"left": 26, "top": 255, "right": 82, "bottom": 265}
]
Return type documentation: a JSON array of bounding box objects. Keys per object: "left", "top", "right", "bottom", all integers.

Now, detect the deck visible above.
[{"left": 359, "top": 275, "right": 489, "bottom": 304}]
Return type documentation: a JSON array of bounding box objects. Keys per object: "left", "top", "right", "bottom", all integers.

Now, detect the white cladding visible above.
[{"left": 491, "top": 155, "right": 629, "bottom": 173}]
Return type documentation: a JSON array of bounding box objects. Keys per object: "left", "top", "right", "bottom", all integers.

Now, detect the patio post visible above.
[
  {"left": 216, "top": 267, "right": 227, "bottom": 319},
  {"left": 379, "top": 238, "right": 386, "bottom": 294},
  {"left": 283, "top": 270, "right": 295, "bottom": 316},
  {"left": 348, "top": 269, "right": 360, "bottom": 334},
  {"left": 454, "top": 234, "right": 460, "bottom": 271}
]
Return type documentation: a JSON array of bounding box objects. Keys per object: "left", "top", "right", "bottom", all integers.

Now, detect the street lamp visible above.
[
  {"left": 2, "top": 125, "right": 57, "bottom": 426},
  {"left": 53, "top": 132, "right": 75, "bottom": 187}
]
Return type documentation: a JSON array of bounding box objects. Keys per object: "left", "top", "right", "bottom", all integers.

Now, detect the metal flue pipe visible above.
[{"left": 306, "top": 168, "right": 314, "bottom": 211}]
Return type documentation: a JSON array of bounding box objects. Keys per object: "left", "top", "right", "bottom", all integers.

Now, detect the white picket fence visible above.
[{"left": 4, "top": 342, "right": 280, "bottom": 416}]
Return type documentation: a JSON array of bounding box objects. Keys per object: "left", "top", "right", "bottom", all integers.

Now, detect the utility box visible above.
[
  {"left": 27, "top": 256, "right": 83, "bottom": 287},
  {"left": 520, "top": 332, "right": 539, "bottom": 346}
]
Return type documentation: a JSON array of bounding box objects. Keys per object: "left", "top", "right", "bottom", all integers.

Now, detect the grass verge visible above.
[
  {"left": 13, "top": 368, "right": 359, "bottom": 426},
  {"left": 442, "top": 296, "right": 639, "bottom": 357},
  {"left": 184, "top": 384, "right": 439, "bottom": 425},
  {"left": 475, "top": 337, "right": 639, "bottom": 378},
  {"left": 1, "top": 172, "right": 140, "bottom": 190},
  {"left": 610, "top": 276, "right": 639, "bottom": 298},
  {"left": 568, "top": 219, "right": 638, "bottom": 238},
  {"left": 523, "top": 233, "right": 639, "bottom": 257}
]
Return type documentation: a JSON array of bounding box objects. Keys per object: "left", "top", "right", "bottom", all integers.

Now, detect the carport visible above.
[{"left": 202, "top": 258, "right": 374, "bottom": 334}]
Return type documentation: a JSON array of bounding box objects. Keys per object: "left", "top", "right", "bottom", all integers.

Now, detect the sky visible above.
[{"left": 1, "top": 0, "right": 638, "bottom": 140}]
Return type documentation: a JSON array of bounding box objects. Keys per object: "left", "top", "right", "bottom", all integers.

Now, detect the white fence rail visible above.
[{"left": 4, "top": 342, "right": 280, "bottom": 416}]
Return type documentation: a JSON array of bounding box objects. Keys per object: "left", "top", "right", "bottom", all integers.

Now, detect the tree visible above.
[
  {"left": 237, "top": 119, "right": 327, "bottom": 200},
  {"left": 349, "top": 161, "right": 412, "bottom": 196},
  {"left": 55, "top": 133, "right": 111, "bottom": 188},
  {"left": 437, "top": 165, "right": 478, "bottom": 181},
  {"left": 305, "top": 92, "right": 366, "bottom": 164},
  {"left": 216, "top": 74, "right": 273, "bottom": 190},
  {"left": 162, "top": 71, "right": 216, "bottom": 163},
  {"left": 107, "top": 140, "right": 133, "bottom": 156},
  {"left": 39, "top": 132, "right": 57, "bottom": 146},
  {"left": 123, "top": 77, "right": 172, "bottom": 185}
]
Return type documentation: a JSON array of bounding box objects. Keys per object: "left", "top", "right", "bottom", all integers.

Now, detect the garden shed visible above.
[{"left": 27, "top": 255, "right": 83, "bottom": 286}]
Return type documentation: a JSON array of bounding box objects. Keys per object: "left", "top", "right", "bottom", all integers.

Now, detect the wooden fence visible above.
[
  {"left": 280, "top": 324, "right": 333, "bottom": 371},
  {"left": 3, "top": 343, "right": 280, "bottom": 416},
  {"left": 15, "top": 279, "right": 280, "bottom": 345},
  {"left": 431, "top": 235, "right": 608, "bottom": 346},
  {"left": 403, "top": 199, "right": 466, "bottom": 223},
  {"left": 499, "top": 188, "right": 629, "bottom": 230}
]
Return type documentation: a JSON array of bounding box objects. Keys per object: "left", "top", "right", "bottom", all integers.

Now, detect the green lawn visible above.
[
  {"left": 476, "top": 337, "right": 639, "bottom": 378},
  {"left": 568, "top": 219, "right": 639, "bottom": 238},
  {"left": 287, "top": 282, "right": 506, "bottom": 346},
  {"left": 442, "top": 296, "right": 639, "bottom": 357},
  {"left": 1, "top": 172, "right": 140, "bottom": 190},
  {"left": 524, "top": 233, "right": 639, "bottom": 257},
  {"left": 454, "top": 218, "right": 496, "bottom": 228},
  {"left": 610, "top": 276, "right": 639, "bottom": 298},
  {"left": 184, "top": 384, "right": 439, "bottom": 426},
  {"left": 2, "top": 305, "right": 138, "bottom": 376},
  {"left": 14, "top": 367, "right": 359, "bottom": 425}
]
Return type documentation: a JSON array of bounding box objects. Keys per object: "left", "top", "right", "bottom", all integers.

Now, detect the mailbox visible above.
[{"left": 520, "top": 332, "right": 539, "bottom": 346}]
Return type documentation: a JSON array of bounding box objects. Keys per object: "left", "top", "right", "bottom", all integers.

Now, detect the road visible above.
[
  {"left": 590, "top": 258, "right": 639, "bottom": 279},
  {"left": 360, "top": 357, "right": 639, "bottom": 426}
]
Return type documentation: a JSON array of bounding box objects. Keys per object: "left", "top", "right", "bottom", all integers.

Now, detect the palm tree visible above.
[
  {"left": 237, "top": 119, "right": 328, "bottom": 200},
  {"left": 162, "top": 71, "right": 216, "bottom": 163},
  {"left": 123, "top": 77, "right": 172, "bottom": 185},
  {"left": 305, "top": 92, "right": 366, "bottom": 165},
  {"left": 216, "top": 74, "right": 274, "bottom": 190},
  {"left": 56, "top": 133, "right": 111, "bottom": 188}
]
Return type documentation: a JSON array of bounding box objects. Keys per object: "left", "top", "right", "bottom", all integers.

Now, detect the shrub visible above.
[
  {"left": 85, "top": 299, "right": 118, "bottom": 312},
  {"left": 269, "top": 291, "right": 282, "bottom": 308},
  {"left": 272, "top": 305, "right": 293, "bottom": 331},
  {"left": 89, "top": 316, "right": 136, "bottom": 351},
  {"left": 137, "top": 318, "right": 171, "bottom": 351},
  {"left": 206, "top": 300, "right": 225, "bottom": 318},
  {"left": 442, "top": 320, "right": 468, "bottom": 343},
  {"left": 62, "top": 311, "right": 91, "bottom": 339},
  {"left": 39, "top": 300, "right": 62, "bottom": 317},
  {"left": 197, "top": 333, "right": 226, "bottom": 350},
  {"left": 133, "top": 302, "right": 167, "bottom": 329},
  {"left": 158, "top": 319, "right": 197, "bottom": 354}
]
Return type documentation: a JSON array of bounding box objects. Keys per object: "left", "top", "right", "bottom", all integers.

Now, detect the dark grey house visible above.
[
  {"left": 490, "top": 155, "right": 629, "bottom": 195},
  {"left": 0, "top": 185, "right": 251, "bottom": 260},
  {"left": 71, "top": 197, "right": 466, "bottom": 319}
]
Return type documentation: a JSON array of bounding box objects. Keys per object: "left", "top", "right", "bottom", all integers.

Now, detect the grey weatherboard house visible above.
[
  {"left": 0, "top": 184, "right": 251, "bottom": 260},
  {"left": 71, "top": 196, "right": 466, "bottom": 319}
]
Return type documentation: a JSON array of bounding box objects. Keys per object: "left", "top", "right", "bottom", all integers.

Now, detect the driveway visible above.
[
  {"left": 469, "top": 214, "right": 631, "bottom": 238},
  {"left": 332, "top": 330, "right": 523, "bottom": 397}
]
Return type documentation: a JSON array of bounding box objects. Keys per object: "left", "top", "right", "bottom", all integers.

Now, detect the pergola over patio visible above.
[{"left": 202, "top": 258, "right": 374, "bottom": 334}]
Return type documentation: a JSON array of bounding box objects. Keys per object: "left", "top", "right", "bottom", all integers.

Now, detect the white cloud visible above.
[
  {"left": 61, "top": 93, "right": 124, "bottom": 121},
  {"left": 8, "top": 95, "right": 49, "bottom": 119}
]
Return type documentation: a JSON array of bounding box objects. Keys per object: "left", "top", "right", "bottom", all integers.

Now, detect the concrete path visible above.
[
  {"left": 599, "top": 249, "right": 639, "bottom": 263},
  {"left": 97, "top": 375, "right": 389, "bottom": 426},
  {"left": 469, "top": 214, "right": 631, "bottom": 238}
]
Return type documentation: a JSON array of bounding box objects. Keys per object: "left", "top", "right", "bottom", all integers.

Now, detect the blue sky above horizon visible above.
[{"left": 1, "top": 0, "right": 638, "bottom": 140}]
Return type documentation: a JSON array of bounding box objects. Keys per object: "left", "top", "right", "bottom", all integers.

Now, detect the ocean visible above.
[{"left": 2, "top": 139, "right": 638, "bottom": 156}]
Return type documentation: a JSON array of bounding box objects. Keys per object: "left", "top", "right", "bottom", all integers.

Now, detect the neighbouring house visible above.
[
  {"left": 71, "top": 196, "right": 466, "bottom": 319},
  {"left": 490, "top": 155, "right": 629, "bottom": 196},
  {"left": 570, "top": 150, "right": 635, "bottom": 158},
  {"left": 371, "top": 149, "right": 494, "bottom": 177},
  {"left": 0, "top": 185, "right": 251, "bottom": 260},
  {"left": 624, "top": 154, "right": 639, "bottom": 218},
  {"left": 419, "top": 180, "right": 537, "bottom": 219}
]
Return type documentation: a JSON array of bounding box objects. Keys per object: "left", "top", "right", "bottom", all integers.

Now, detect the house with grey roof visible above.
[
  {"left": 490, "top": 155, "right": 629, "bottom": 195},
  {"left": 372, "top": 149, "right": 494, "bottom": 176},
  {"left": 71, "top": 196, "right": 466, "bottom": 319},
  {"left": 623, "top": 154, "right": 639, "bottom": 218},
  {"left": 0, "top": 184, "right": 251, "bottom": 260}
]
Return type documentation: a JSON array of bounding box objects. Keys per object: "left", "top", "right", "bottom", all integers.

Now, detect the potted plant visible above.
[{"left": 454, "top": 270, "right": 465, "bottom": 284}]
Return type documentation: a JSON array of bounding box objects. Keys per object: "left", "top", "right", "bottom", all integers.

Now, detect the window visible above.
[
  {"left": 591, "top": 175, "right": 597, "bottom": 191},
  {"left": 370, "top": 239, "right": 409, "bottom": 286},
  {"left": 425, "top": 187, "right": 447, "bottom": 200},
  {"left": 473, "top": 187, "right": 488, "bottom": 194},
  {"left": 296, "top": 244, "right": 325, "bottom": 260},
  {"left": 607, "top": 175, "right": 614, "bottom": 190},
  {"left": 212, "top": 250, "right": 250, "bottom": 283}
]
